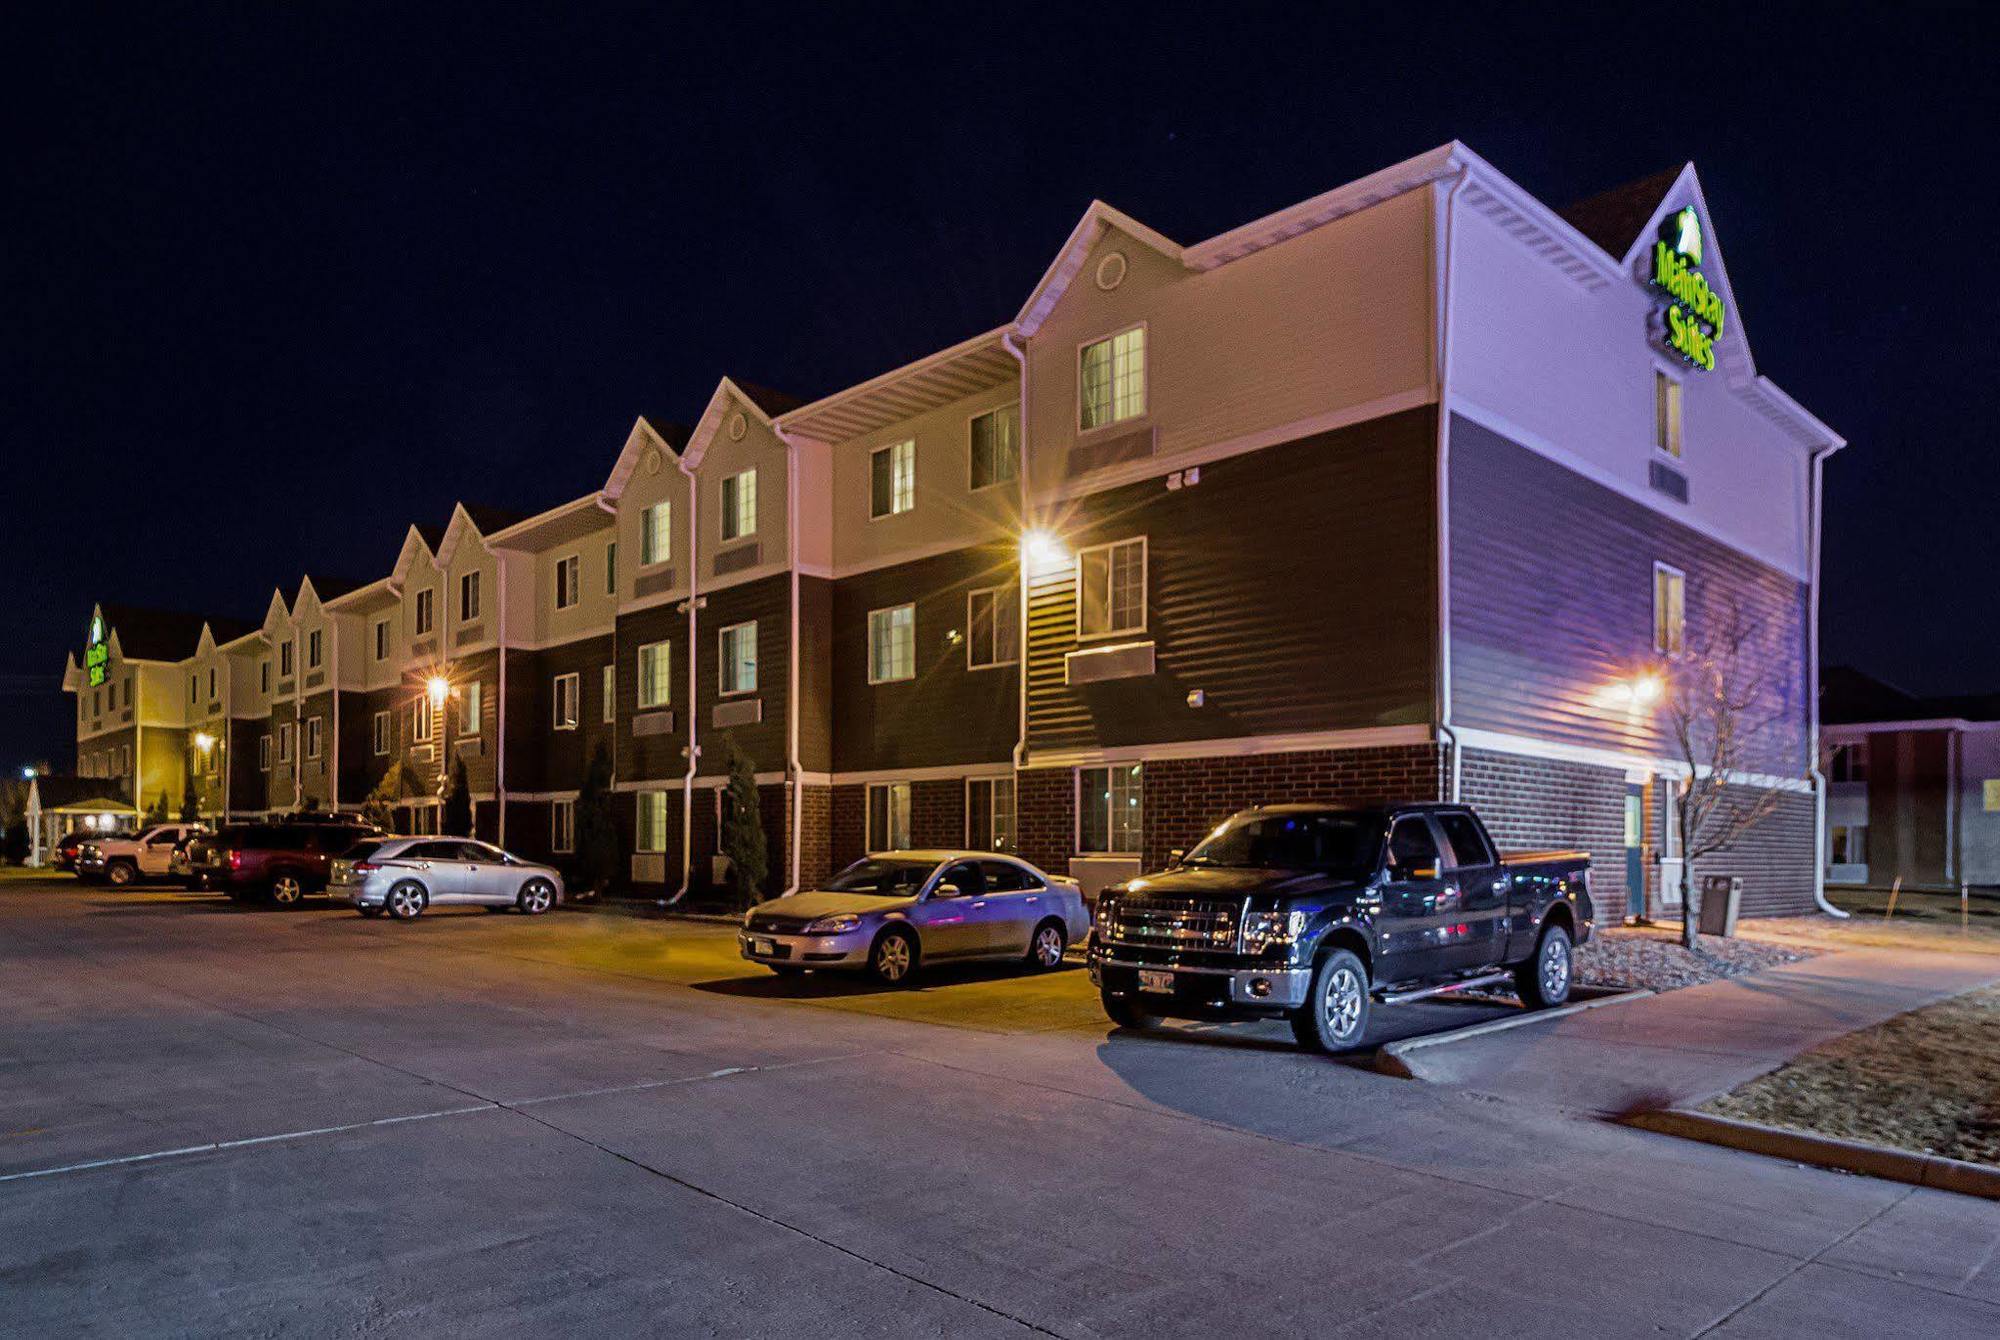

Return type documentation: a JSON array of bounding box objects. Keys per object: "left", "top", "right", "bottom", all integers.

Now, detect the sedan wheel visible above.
[
  {"left": 386, "top": 882, "right": 426, "bottom": 921},
  {"left": 1026, "top": 920, "right": 1067, "bottom": 970},
  {"left": 870, "top": 929, "right": 917, "bottom": 986},
  {"left": 268, "top": 874, "right": 303, "bottom": 907},
  {"left": 517, "top": 880, "right": 555, "bottom": 915}
]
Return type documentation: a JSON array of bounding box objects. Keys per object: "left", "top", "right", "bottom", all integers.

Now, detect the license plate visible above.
[
  {"left": 751, "top": 938, "right": 776, "bottom": 955},
  {"left": 1138, "top": 969, "right": 1175, "bottom": 994}
]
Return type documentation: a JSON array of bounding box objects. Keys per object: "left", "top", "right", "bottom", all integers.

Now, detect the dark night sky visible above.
[{"left": 3, "top": 4, "right": 1994, "bottom": 772}]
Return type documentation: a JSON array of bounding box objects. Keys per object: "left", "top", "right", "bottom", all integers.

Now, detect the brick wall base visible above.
[{"left": 1458, "top": 747, "right": 1629, "bottom": 921}]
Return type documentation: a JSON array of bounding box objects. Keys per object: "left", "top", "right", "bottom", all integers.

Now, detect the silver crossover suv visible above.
[
  {"left": 740, "top": 850, "right": 1088, "bottom": 985},
  {"left": 331, "top": 837, "right": 564, "bottom": 920}
]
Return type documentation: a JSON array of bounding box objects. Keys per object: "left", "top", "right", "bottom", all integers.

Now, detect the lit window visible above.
[
  {"left": 721, "top": 469, "right": 758, "bottom": 541},
  {"left": 1079, "top": 763, "right": 1143, "bottom": 854},
  {"left": 552, "top": 799, "right": 576, "bottom": 853},
  {"left": 553, "top": 673, "right": 579, "bottom": 730},
  {"left": 637, "top": 642, "right": 671, "bottom": 710},
  {"left": 868, "top": 604, "right": 915, "bottom": 684},
  {"left": 372, "top": 711, "right": 390, "bottom": 756},
  {"left": 1655, "top": 371, "right": 1683, "bottom": 458},
  {"left": 720, "top": 622, "right": 757, "bottom": 695},
  {"left": 415, "top": 591, "right": 435, "bottom": 637},
  {"left": 967, "top": 776, "right": 1015, "bottom": 851},
  {"left": 554, "top": 555, "right": 580, "bottom": 611},
  {"left": 641, "top": 502, "right": 671, "bottom": 566},
  {"left": 413, "top": 696, "right": 433, "bottom": 743},
  {"left": 460, "top": 680, "right": 482, "bottom": 734},
  {"left": 1653, "top": 562, "right": 1686, "bottom": 654},
  {"left": 637, "top": 791, "right": 669, "bottom": 853},
  {"left": 259, "top": 735, "right": 271, "bottom": 771},
  {"left": 970, "top": 404, "right": 1019, "bottom": 490},
  {"left": 966, "top": 585, "right": 1019, "bottom": 669},
  {"left": 1077, "top": 537, "right": 1147, "bottom": 639},
  {"left": 602, "top": 663, "right": 616, "bottom": 722},
  {"left": 460, "top": 571, "right": 481, "bottom": 622},
  {"left": 867, "top": 782, "right": 911, "bottom": 850},
  {"left": 1080, "top": 327, "right": 1145, "bottom": 430},
  {"left": 871, "top": 439, "right": 916, "bottom": 518},
  {"left": 1829, "top": 824, "right": 1867, "bottom": 866}
]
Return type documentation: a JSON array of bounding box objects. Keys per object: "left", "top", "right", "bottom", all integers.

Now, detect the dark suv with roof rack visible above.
[{"left": 187, "top": 819, "right": 382, "bottom": 907}]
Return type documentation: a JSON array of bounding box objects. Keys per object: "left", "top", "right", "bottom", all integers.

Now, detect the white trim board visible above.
[
  {"left": 1449, "top": 725, "right": 1813, "bottom": 795},
  {"left": 1023, "top": 725, "right": 1434, "bottom": 770}
]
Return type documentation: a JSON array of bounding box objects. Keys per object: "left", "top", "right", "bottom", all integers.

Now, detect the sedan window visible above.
[
  {"left": 823, "top": 859, "right": 935, "bottom": 896},
  {"left": 932, "top": 862, "right": 985, "bottom": 898},
  {"left": 978, "top": 860, "right": 1040, "bottom": 892}
]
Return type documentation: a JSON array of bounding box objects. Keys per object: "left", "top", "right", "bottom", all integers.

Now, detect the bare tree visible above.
[{"left": 1661, "top": 600, "right": 1788, "bottom": 950}]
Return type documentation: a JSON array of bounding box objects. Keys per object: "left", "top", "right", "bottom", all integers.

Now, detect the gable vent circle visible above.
[
  {"left": 727, "top": 411, "right": 747, "bottom": 441},
  {"left": 1095, "top": 251, "right": 1128, "bottom": 291},
  {"left": 643, "top": 448, "right": 662, "bottom": 476}
]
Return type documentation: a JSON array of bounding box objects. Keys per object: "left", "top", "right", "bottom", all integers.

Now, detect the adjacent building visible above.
[{"left": 61, "top": 143, "right": 1842, "bottom": 915}]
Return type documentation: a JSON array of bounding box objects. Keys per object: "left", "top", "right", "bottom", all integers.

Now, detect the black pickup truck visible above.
[{"left": 1088, "top": 803, "right": 1594, "bottom": 1052}]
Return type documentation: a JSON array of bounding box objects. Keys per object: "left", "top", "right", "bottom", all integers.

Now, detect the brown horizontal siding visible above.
[
  {"left": 1448, "top": 416, "right": 1809, "bottom": 778},
  {"left": 1026, "top": 406, "right": 1438, "bottom": 757},
  {"left": 830, "top": 545, "right": 1019, "bottom": 773}
]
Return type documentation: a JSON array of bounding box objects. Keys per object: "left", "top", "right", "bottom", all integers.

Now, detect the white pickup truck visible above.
[{"left": 76, "top": 823, "right": 208, "bottom": 886}]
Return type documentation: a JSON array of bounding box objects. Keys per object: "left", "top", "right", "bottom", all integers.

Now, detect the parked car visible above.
[
  {"left": 330, "top": 838, "right": 564, "bottom": 920},
  {"left": 53, "top": 828, "right": 114, "bottom": 872},
  {"left": 1088, "top": 804, "right": 1594, "bottom": 1052},
  {"left": 740, "top": 851, "right": 1089, "bottom": 986},
  {"left": 76, "top": 823, "right": 209, "bottom": 886},
  {"left": 188, "top": 820, "right": 382, "bottom": 906}
]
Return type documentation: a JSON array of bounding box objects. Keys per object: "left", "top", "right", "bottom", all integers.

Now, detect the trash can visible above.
[{"left": 1699, "top": 875, "right": 1742, "bottom": 937}]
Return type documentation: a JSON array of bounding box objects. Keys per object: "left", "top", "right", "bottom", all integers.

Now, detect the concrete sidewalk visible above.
[{"left": 1392, "top": 947, "right": 2000, "bottom": 1114}]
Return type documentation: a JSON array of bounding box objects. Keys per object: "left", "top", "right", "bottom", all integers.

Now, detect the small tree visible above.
[
  {"left": 362, "top": 760, "right": 421, "bottom": 831},
  {"left": 1662, "top": 600, "right": 1787, "bottom": 950},
  {"left": 179, "top": 757, "right": 201, "bottom": 824},
  {"left": 718, "top": 735, "right": 768, "bottom": 905},
  {"left": 145, "top": 792, "right": 170, "bottom": 825},
  {"left": 572, "top": 741, "right": 620, "bottom": 898},
  {"left": 442, "top": 755, "right": 473, "bottom": 837}
]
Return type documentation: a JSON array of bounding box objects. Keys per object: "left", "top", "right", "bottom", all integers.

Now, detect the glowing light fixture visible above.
[
  {"left": 193, "top": 732, "right": 216, "bottom": 753},
  {"left": 426, "top": 675, "right": 451, "bottom": 710},
  {"left": 1021, "top": 528, "right": 1069, "bottom": 576},
  {"left": 1630, "top": 673, "right": 1664, "bottom": 705}
]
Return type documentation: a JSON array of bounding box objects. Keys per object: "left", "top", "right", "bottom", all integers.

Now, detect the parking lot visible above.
[{"left": 6, "top": 876, "right": 1999, "bottom": 1337}]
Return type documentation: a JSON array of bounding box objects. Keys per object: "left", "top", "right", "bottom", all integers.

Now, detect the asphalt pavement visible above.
[{"left": 4, "top": 877, "right": 1998, "bottom": 1337}]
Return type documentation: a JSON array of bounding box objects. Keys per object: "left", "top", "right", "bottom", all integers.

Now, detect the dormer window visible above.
[{"left": 1080, "top": 327, "right": 1145, "bottom": 430}]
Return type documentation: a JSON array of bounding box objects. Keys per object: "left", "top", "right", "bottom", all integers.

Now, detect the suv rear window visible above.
[{"left": 339, "top": 839, "right": 390, "bottom": 861}]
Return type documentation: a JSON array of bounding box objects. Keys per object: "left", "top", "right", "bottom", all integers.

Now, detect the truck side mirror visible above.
[{"left": 1167, "top": 848, "right": 1186, "bottom": 867}]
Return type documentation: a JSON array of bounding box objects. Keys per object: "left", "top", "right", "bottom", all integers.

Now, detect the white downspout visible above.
[
  {"left": 329, "top": 621, "right": 340, "bottom": 814},
  {"left": 668, "top": 445, "right": 702, "bottom": 905},
  {"left": 1806, "top": 440, "right": 1848, "bottom": 918},
  {"left": 771, "top": 424, "right": 806, "bottom": 897},
  {"left": 1434, "top": 164, "right": 1470, "bottom": 803},
  {"left": 222, "top": 655, "right": 232, "bottom": 824},
  {"left": 496, "top": 554, "right": 508, "bottom": 847},
  {"left": 1001, "top": 333, "right": 1030, "bottom": 785}
]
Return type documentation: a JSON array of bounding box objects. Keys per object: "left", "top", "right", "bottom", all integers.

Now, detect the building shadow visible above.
[{"left": 692, "top": 959, "right": 1084, "bottom": 1000}]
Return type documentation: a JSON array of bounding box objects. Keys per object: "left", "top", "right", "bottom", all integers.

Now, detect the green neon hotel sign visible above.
[
  {"left": 1650, "top": 207, "right": 1724, "bottom": 372},
  {"left": 85, "top": 612, "right": 108, "bottom": 686}
]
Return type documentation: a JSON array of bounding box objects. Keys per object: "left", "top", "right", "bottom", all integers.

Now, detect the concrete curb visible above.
[
  {"left": 1622, "top": 1108, "right": 2000, "bottom": 1201},
  {"left": 1373, "top": 986, "right": 1654, "bottom": 1079}
]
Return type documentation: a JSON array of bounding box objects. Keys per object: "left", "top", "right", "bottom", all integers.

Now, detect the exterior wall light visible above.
[
  {"left": 426, "top": 675, "right": 451, "bottom": 710},
  {"left": 1021, "top": 529, "right": 1069, "bottom": 576},
  {"left": 1606, "top": 672, "right": 1666, "bottom": 709},
  {"left": 193, "top": 732, "right": 216, "bottom": 753}
]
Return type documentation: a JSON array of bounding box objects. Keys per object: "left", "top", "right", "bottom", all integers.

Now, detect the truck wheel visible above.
[
  {"left": 267, "top": 873, "right": 304, "bottom": 907},
  {"left": 1101, "top": 991, "right": 1157, "bottom": 1031},
  {"left": 1515, "top": 923, "right": 1573, "bottom": 1009},
  {"left": 106, "top": 860, "right": 137, "bottom": 887},
  {"left": 1290, "top": 948, "right": 1371, "bottom": 1053}
]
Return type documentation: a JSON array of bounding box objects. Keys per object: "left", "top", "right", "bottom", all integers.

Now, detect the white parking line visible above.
[{"left": 0, "top": 1055, "right": 865, "bottom": 1186}]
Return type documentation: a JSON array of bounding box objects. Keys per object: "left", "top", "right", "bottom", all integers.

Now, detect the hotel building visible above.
[{"left": 62, "top": 143, "right": 1841, "bottom": 915}]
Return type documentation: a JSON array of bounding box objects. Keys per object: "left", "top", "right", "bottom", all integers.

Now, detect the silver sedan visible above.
[
  {"left": 331, "top": 837, "right": 565, "bottom": 920},
  {"left": 740, "top": 850, "right": 1089, "bottom": 986}
]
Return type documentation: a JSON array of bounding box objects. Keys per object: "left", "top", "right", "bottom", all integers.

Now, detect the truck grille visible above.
[{"left": 1106, "top": 897, "right": 1241, "bottom": 953}]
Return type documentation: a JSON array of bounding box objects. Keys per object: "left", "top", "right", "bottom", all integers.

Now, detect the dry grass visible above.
[
  {"left": 1704, "top": 984, "right": 2000, "bottom": 1167},
  {"left": 1740, "top": 890, "right": 2000, "bottom": 957}
]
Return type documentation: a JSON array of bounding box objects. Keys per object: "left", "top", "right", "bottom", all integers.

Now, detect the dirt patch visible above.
[
  {"left": 1577, "top": 925, "right": 1815, "bottom": 991},
  {"left": 1703, "top": 984, "right": 2000, "bottom": 1167}
]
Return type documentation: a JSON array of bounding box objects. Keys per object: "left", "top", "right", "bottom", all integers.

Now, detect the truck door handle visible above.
[
  {"left": 1026, "top": 896, "right": 1038, "bottom": 904},
  {"left": 971, "top": 900, "right": 986, "bottom": 908},
  {"left": 1492, "top": 880, "right": 1506, "bottom": 892}
]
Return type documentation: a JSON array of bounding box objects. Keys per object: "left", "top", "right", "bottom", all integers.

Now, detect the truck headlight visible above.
[
  {"left": 1094, "top": 900, "right": 1117, "bottom": 934},
  {"left": 803, "top": 914, "right": 861, "bottom": 935},
  {"left": 1241, "top": 910, "right": 1307, "bottom": 955}
]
